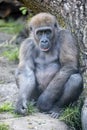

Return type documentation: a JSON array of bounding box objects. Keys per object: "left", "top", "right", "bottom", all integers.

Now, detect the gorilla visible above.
[{"left": 15, "top": 13, "right": 83, "bottom": 118}]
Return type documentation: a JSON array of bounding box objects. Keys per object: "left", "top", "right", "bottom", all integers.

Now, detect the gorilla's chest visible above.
[{"left": 35, "top": 51, "right": 60, "bottom": 90}]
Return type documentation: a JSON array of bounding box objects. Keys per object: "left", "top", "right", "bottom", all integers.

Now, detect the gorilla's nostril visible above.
[
  {"left": 22, "top": 106, "right": 25, "bottom": 110},
  {"left": 43, "top": 40, "right": 48, "bottom": 43},
  {"left": 41, "top": 40, "right": 48, "bottom": 44}
]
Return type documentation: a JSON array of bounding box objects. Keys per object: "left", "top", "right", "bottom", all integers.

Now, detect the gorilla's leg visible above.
[
  {"left": 58, "top": 73, "right": 83, "bottom": 106},
  {"left": 49, "top": 73, "right": 83, "bottom": 118}
]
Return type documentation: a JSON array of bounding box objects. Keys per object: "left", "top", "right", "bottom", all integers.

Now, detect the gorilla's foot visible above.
[{"left": 48, "top": 107, "right": 63, "bottom": 119}]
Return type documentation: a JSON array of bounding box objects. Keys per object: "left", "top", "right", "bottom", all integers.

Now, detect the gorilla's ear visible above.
[
  {"left": 54, "top": 19, "right": 59, "bottom": 29},
  {"left": 27, "top": 21, "right": 33, "bottom": 32},
  {"left": 54, "top": 20, "right": 61, "bottom": 31},
  {"left": 29, "top": 26, "right": 32, "bottom": 31},
  {"left": 54, "top": 22, "right": 58, "bottom": 28}
]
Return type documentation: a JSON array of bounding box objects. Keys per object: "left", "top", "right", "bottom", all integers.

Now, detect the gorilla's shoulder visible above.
[
  {"left": 58, "top": 29, "right": 75, "bottom": 43},
  {"left": 22, "top": 38, "right": 34, "bottom": 45},
  {"left": 21, "top": 38, "right": 35, "bottom": 49},
  {"left": 20, "top": 38, "right": 35, "bottom": 54},
  {"left": 58, "top": 29, "right": 71, "bottom": 36}
]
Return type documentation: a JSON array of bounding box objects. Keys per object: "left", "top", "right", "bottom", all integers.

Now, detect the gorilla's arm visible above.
[
  {"left": 15, "top": 38, "right": 36, "bottom": 114},
  {"left": 37, "top": 30, "right": 79, "bottom": 110}
]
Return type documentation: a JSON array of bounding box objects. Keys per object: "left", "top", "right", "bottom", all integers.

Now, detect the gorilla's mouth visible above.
[
  {"left": 41, "top": 47, "right": 50, "bottom": 52},
  {"left": 40, "top": 42, "right": 50, "bottom": 52}
]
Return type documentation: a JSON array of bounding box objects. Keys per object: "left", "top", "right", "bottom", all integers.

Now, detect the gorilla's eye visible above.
[
  {"left": 36, "top": 31, "right": 43, "bottom": 38},
  {"left": 45, "top": 30, "right": 51, "bottom": 35}
]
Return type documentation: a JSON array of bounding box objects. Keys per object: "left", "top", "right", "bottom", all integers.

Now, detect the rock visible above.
[
  {"left": 0, "top": 113, "right": 69, "bottom": 130},
  {"left": 0, "top": 57, "right": 17, "bottom": 84},
  {"left": 0, "top": 83, "right": 18, "bottom": 105},
  {"left": 0, "top": 32, "right": 13, "bottom": 44},
  {"left": 81, "top": 98, "right": 87, "bottom": 130}
]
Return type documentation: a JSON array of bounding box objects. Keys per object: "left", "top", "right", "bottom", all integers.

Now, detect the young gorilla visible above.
[{"left": 15, "top": 13, "right": 83, "bottom": 118}]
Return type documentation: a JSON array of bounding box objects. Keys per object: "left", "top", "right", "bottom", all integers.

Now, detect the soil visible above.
[{"left": 0, "top": 33, "right": 69, "bottom": 130}]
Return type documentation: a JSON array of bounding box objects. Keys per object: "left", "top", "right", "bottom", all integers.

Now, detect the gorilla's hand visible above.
[
  {"left": 15, "top": 98, "right": 28, "bottom": 115},
  {"left": 37, "top": 93, "right": 53, "bottom": 112}
]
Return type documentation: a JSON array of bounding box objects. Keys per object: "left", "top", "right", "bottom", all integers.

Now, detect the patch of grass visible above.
[
  {"left": 59, "top": 106, "right": 81, "bottom": 129},
  {"left": 13, "top": 102, "right": 38, "bottom": 117},
  {"left": 59, "top": 99, "right": 83, "bottom": 130},
  {"left": 0, "top": 123, "right": 9, "bottom": 130},
  {"left": 0, "top": 19, "right": 24, "bottom": 34},
  {"left": 2, "top": 45, "right": 19, "bottom": 61},
  {"left": 27, "top": 102, "right": 38, "bottom": 115},
  {"left": 0, "top": 102, "right": 37, "bottom": 117},
  {"left": 0, "top": 81, "right": 5, "bottom": 84},
  {"left": 0, "top": 102, "right": 13, "bottom": 113}
]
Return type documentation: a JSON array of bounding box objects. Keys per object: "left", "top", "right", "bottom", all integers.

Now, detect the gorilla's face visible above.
[
  {"left": 35, "top": 26, "right": 53, "bottom": 52},
  {"left": 29, "top": 13, "right": 58, "bottom": 52}
]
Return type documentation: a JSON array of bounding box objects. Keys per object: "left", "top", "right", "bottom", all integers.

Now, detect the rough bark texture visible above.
[{"left": 81, "top": 98, "right": 87, "bottom": 130}]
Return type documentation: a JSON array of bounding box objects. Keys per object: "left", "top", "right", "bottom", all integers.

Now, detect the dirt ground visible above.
[{"left": 0, "top": 34, "right": 69, "bottom": 130}]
